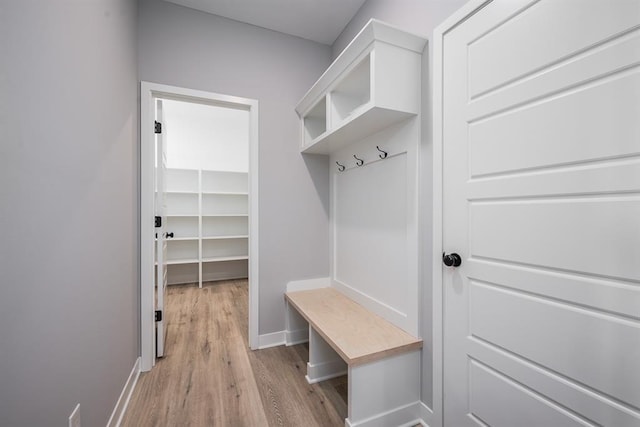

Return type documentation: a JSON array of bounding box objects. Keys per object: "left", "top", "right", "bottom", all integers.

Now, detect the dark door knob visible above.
[
  {"left": 166, "top": 232, "right": 174, "bottom": 238},
  {"left": 443, "top": 252, "right": 462, "bottom": 267}
]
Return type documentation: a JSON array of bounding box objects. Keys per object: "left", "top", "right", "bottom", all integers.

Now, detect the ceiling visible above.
[{"left": 163, "top": 0, "right": 368, "bottom": 45}]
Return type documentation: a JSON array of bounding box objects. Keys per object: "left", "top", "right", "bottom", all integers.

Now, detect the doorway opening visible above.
[{"left": 140, "top": 82, "right": 259, "bottom": 371}]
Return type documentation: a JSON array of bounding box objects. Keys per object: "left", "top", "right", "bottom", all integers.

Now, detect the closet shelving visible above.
[
  {"left": 162, "top": 168, "right": 249, "bottom": 286},
  {"left": 296, "top": 19, "right": 425, "bottom": 155}
]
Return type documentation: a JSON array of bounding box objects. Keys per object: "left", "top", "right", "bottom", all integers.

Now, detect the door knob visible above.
[
  {"left": 166, "top": 232, "right": 174, "bottom": 238},
  {"left": 443, "top": 252, "right": 462, "bottom": 267}
]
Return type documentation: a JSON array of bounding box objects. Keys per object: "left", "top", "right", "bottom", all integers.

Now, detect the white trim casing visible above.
[
  {"left": 418, "top": 401, "right": 434, "bottom": 427},
  {"left": 431, "top": 2, "right": 492, "bottom": 427},
  {"left": 106, "top": 357, "right": 141, "bottom": 427},
  {"left": 248, "top": 91, "right": 260, "bottom": 352},
  {"left": 140, "top": 82, "right": 260, "bottom": 371}
]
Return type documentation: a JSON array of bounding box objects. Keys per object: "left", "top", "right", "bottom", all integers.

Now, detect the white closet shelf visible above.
[
  {"left": 296, "top": 19, "right": 426, "bottom": 155},
  {"left": 202, "top": 235, "right": 248, "bottom": 240},
  {"left": 202, "top": 255, "right": 249, "bottom": 263},
  {"left": 162, "top": 168, "right": 249, "bottom": 287},
  {"left": 201, "top": 191, "right": 248, "bottom": 196},
  {"left": 202, "top": 214, "right": 248, "bottom": 217},
  {"left": 166, "top": 258, "right": 199, "bottom": 265},
  {"left": 155, "top": 237, "right": 199, "bottom": 242}
]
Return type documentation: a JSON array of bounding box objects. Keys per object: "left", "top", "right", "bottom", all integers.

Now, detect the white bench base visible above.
[
  {"left": 289, "top": 317, "right": 422, "bottom": 426},
  {"left": 306, "top": 327, "right": 348, "bottom": 384},
  {"left": 284, "top": 289, "right": 423, "bottom": 427},
  {"left": 347, "top": 350, "right": 421, "bottom": 427}
]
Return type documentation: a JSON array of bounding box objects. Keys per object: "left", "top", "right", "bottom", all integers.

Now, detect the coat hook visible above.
[
  {"left": 376, "top": 146, "right": 388, "bottom": 159},
  {"left": 354, "top": 154, "right": 364, "bottom": 166},
  {"left": 336, "top": 161, "right": 345, "bottom": 172}
]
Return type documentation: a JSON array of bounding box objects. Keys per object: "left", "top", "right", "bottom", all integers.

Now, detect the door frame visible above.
[
  {"left": 432, "top": 1, "right": 492, "bottom": 426},
  {"left": 140, "top": 81, "right": 260, "bottom": 372}
]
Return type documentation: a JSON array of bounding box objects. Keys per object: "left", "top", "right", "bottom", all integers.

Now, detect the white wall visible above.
[
  {"left": 332, "top": 0, "right": 469, "bottom": 410},
  {"left": 138, "top": 0, "right": 332, "bottom": 334},
  {"left": 0, "top": 1, "right": 139, "bottom": 425},
  {"left": 163, "top": 99, "right": 249, "bottom": 172}
]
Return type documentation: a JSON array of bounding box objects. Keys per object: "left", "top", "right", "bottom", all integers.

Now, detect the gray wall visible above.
[
  {"left": 138, "top": 0, "right": 332, "bottom": 334},
  {"left": 333, "top": 0, "right": 468, "bottom": 409},
  {"left": 0, "top": 0, "right": 139, "bottom": 426},
  {"left": 332, "top": 0, "right": 467, "bottom": 60}
]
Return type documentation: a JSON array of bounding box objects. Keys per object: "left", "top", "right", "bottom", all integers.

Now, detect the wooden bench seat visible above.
[
  {"left": 285, "top": 287, "right": 422, "bottom": 365},
  {"left": 284, "top": 286, "right": 423, "bottom": 427}
]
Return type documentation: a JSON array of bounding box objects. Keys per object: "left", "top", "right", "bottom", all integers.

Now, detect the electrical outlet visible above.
[{"left": 68, "top": 403, "right": 81, "bottom": 427}]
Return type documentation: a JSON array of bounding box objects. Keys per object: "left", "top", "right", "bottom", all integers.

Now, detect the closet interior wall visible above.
[{"left": 161, "top": 100, "right": 249, "bottom": 286}]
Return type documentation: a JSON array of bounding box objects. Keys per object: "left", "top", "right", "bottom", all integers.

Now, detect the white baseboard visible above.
[
  {"left": 345, "top": 401, "right": 424, "bottom": 427},
  {"left": 418, "top": 401, "right": 433, "bottom": 426},
  {"left": 286, "top": 277, "right": 330, "bottom": 292},
  {"left": 257, "top": 331, "right": 285, "bottom": 349},
  {"left": 106, "top": 357, "right": 141, "bottom": 427},
  {"left": 305, "top": 359, "right": 347, "bottom": 384},
  {"left": 285, "top": 328, "right": 309, "bottom": 346}
]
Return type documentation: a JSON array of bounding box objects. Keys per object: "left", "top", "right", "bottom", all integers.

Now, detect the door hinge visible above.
[
  {"left": 154, "top": 121, "right": 162, "bottom": 134},
  {"left": 155, "top": 216, "right": 161, "bottom": 228},
  {"left": 155, "top": 310, "right": 163, "bottom": 322}
]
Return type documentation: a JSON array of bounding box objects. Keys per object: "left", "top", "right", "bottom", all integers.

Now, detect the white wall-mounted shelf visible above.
[
  {"left": 161, "top": 168, "right": 249, "bottom": 286},
  {"left": 296, "top": 20, "right": 427, "bottom": 155},
  {"left": 293, "top": 19, "right": 426, "bottom": 342}
]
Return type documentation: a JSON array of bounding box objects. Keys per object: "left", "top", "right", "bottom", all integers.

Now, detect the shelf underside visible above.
[
  {"left": 161, "top": 235, "right": 248, "bottom": 242},
  {"left": 302, "top": 106, "right": 415, "bottom": 155},
  {"left": 202, "top": 255, "right": 248, "bottom": 263},
  {"left": 202, "top": 235, "right": 248, "bottom": 240},
  {"left": 166, "top": 258, "right": 199, "bottom": 265},
  {"left": 164, "top": 255, "right": 248, "bottom": 265}
]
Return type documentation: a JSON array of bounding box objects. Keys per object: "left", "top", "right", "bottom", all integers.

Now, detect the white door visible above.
[
  {"left": 155, "top": 99, "right": 168, "bottom": 358},
  {"left": 442, "top": 1, "right": 640, "bottom": 426}
]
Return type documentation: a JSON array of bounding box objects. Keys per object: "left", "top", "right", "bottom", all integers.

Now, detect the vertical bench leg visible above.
[
  {"left": 285, "top": 300, "right": 309, "bottom": 346},
  {"left": 305, "top": 327, "right": 347, "bottom": 384},
  {"left": 346, "top": 350, "right": 421, "bottom": 427}
]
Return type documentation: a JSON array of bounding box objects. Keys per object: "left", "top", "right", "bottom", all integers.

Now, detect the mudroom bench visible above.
[{"left": 284, "top": 287, "right": 423, "bottom": 427}]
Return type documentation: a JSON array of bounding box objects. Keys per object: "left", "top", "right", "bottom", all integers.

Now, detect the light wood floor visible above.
[{"left": 122, "top": 280, "right": 348, "bottom": 426}]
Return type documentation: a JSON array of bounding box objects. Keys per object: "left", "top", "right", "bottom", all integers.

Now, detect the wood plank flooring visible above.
[{"left": 122, "top": 280, "right": 348, "bottom": 427}]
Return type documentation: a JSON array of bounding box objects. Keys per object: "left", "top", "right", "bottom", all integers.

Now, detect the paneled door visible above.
[
  {"left": 442, "top": 1, "right": 640, "bottom": 425},
  {"left": 155, "top": 99, "right": 168, "bottom": 358}
]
